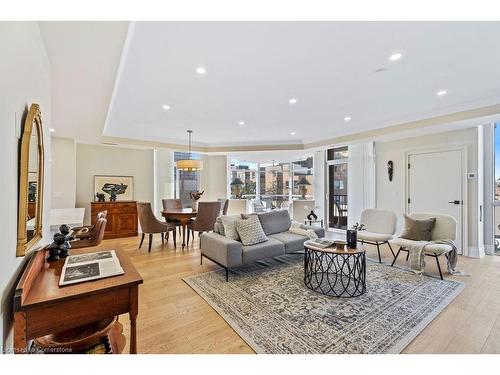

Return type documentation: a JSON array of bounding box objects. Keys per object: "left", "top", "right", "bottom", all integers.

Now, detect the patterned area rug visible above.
[{"left": 184, "top": 254, "right": 464, "bottom": 354}]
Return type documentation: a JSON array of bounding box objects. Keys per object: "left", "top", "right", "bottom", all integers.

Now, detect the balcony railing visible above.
[{"left": 329, "top": 194, "right": 348, "bottom": 230}]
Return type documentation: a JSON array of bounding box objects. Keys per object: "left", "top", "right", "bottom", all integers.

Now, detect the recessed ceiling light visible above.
[
  {"left": 238, "top": 121, "right": 245, "bottom": 126},
  {"left": 196, "top": 66, "right": 207, "bottom": 75},
  {"left": 389, "top": 53, "right": 403, "bottom": 61},
  {"left": 436, "top": 90, "right": 448, "bottom": 97},
  {"left": 162, "top": 104, "right": 171, "bottom": 110},
  {"left": 344, "top": 116, "right": 352, "bottom": 122},
  {"left": 290, "top": 132, "right": 296, "bottom": 135},
  {"left": 289, "top": 98, "right": 297, "bottom": 104},
  {"left": 49, "top": 128, "right": 55, "bottom": 132}
]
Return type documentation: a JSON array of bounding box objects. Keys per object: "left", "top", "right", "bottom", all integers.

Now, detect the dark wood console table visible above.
[{"left": 14, "top": 247, "right": 143, "bottom": 354}]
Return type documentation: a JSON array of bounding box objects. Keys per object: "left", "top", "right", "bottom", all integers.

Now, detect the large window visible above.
[
  {"left": 327, "top": 146, "right": 348, "bottom": 230},
  {"left": 174, "top": 151, "right": 201, "bottom": 208},
  {"left": 229, "top": 160, "right": 258, "bottom": 198},
  {"left": 292, "top": 157, "right": 314, "bottom": 199},
  {"left": 259, "top": 162, "right": 290, "bottom": 209}
]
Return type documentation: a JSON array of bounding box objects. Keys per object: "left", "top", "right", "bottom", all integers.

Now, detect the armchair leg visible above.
[
  {"left": 406, "top": 251, "right": 410, "bottom": 261},
  {"left": 173, "top": 230, "right": 177, "bottom": 247},
  {"left": 376, "top": 243, "right": 382, "bottom": 263},
  {"left": 391, "top": 247, "right": 402, "bottom": 267},
  {"left": 148, "top": 233, "right": 153, "bottom": 252},
  {"left": 161, "top": 233, "right": 164, "bottom": 244},
  {"left": 139, "top": 233, "right": 145, "bottom": 249},
  {"left": 166, "top": 232, "right": 169, "bottom": 241},
  {"left": 387, "top": 241, "right": 395, "bottom": 258},
  {"left": 187, "top": 228, "right": 190, "bottom": 245},
  {"left": 434, "top": 254, "right": 444, "bottom": 280}
]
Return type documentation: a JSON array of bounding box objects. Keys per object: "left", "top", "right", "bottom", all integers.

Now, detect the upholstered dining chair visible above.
[
  {"left": 70, "top": 217, "right": 107, "bottom": 249},
  {"left": 218, "top": 198, "right": 229, "bottom": 215},
  {"left": 137, "top": 202, "right": 177, "bottom": 251},
  {"left": 72, "top": 210, "right": 107, "bottom": 240},
  {"left": 391, "top": 213, "right": 457, "bottom": 280},
  {"left": 357, "top": 208, "right": 397, "bottom": 263},
  {"left": 187, "top": 202, "right": 221, "bottom": 245},
  {"left": 162, "top": 198, "right": 183, "bottom": 234}
]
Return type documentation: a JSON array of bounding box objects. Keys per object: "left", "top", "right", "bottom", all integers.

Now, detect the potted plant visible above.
[
  {"left": 347, "top": 222, "right": 365, "bottom": 249},
  {"left": 189, "top": 190, "right": 204, "bottom": 211}
]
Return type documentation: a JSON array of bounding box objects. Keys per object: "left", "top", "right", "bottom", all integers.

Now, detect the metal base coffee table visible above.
[{"left": 304, "top": 240, "right": 366, "bottom": 298}]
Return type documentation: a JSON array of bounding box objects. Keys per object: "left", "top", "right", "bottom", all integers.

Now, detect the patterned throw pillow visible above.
[
  {"left": 235, "top": 215, "right": 268, "bottom": 246},
  {"left": 220, "top": 215, "right": 241, "bottom": 240}
]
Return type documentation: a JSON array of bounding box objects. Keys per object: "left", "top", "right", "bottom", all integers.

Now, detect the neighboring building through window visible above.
[{"left": 229, "top": 160, "right": 258, "bottom": 198}]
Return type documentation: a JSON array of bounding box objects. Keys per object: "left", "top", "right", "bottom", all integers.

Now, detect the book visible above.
[
  {"left": 59, "top": 250, "right": 124, "bottom": 286},
  {"left": 309, "top": 238, "right": 334, "bottom": 248}
]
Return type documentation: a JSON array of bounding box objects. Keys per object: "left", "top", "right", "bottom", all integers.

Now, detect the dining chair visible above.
[
  {"left": 218, "top": 198, "right": 229, "bottom": 215},
  {"left": 70, "top": 217, "right": 107, "bottom": 249},
  {"left": 137, "top": 202, "right": 177, "bottom": 251},
  {"left": 187, "top": 202, "right": 221, "bottom": 245},
  {"left": 162, "top": 198, "right": 183, "bottom": 234}
]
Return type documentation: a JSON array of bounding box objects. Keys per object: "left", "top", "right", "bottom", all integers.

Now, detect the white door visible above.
[{"left": 407, "top": 149, "right": 464, "bottom": 253}]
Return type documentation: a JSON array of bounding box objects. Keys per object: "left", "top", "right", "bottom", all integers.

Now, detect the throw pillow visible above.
[
  {"left": 400, "top": 214, "right": 436, "bottom": 241},
  {"left": 235, "top": 215, "right": 268, "bottom": 246},
  {"left": 220, "top": 215, "right": 242, "bottom": 241},
  {"left": 214, "top": 216, "right": 225, "bottom": 236}
]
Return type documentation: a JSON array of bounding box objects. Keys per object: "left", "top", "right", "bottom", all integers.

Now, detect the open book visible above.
[{"left": 59, "top": 250, "right": 124, "bottom": 286}]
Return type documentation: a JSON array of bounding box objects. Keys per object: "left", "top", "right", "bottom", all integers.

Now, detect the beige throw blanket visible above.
[
  {"left": 289, "top": 221, "right": 318, "bottom": 239},
  {"left": 402, "top": 239, "right": 468, "bottom": 276}
]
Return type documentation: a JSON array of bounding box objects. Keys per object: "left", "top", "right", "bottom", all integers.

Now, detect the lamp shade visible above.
[
  {"left": 296, "top": 177, "right": 311, "bottom": 186},
  {"left": 176, "top": 159, "right": 203, "bottom": 171},
  {"left": 230, "top": 178, "right": 244, "bottom": 186}
]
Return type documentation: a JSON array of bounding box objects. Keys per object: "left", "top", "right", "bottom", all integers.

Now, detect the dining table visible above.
[{"left": 161, "top": 208, "right": 197, "bottom": 247}]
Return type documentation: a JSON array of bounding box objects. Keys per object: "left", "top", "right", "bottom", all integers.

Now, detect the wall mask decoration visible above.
[{"left": 387, "top": 160, "right": 394, "bottom": 182}]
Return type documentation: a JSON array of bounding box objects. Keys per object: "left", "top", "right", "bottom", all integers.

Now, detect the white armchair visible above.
[
  {"left": 390, "top": 213, "right": 456, "bottom": 280},
  {"left": 357, "top": 209, "right": 397, "bottom": 263}
]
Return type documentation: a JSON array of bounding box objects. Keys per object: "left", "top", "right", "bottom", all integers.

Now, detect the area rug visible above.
[{"left": 183, "top": 254, "right": 464, "bottom": 354}]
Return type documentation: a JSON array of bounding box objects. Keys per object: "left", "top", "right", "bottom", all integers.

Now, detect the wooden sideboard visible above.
[{"left": 91, "top": 201, "right": 138, "bottom": 239}]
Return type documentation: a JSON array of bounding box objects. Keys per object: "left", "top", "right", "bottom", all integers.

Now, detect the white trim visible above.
[{"left": 405, "top": 146, "right": 468, "bottom": 256}]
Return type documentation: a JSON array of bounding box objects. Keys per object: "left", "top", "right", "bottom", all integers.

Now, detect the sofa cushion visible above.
[
  {"left": 401, "top": 214, "right": 436, "bottom": 241},
  {"left": 269, "top": 232, "right": 309, "bottom": 253},
  {"left": 220, "top": 215, "right": 242, "bottom": 240},
  {"left": 241, "top": 238, "right": 285, "bottom": 263},
  {"left": 254, "top": 210, "right": 291, "bottom": 235},
  {"left": 235, "top": 215, "right": 268, "bottom": 246}
]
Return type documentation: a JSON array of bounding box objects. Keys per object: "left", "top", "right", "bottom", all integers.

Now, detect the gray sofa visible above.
[{"left": 200, "top": 210, "right": 325, "bottom": 281}]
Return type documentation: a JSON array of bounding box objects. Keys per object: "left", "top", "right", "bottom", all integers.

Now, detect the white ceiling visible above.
[
  {"left": 102, "top": 21, "right": 500, "bottom": 147},
  {"left": 39, "top": 22, "right": 500, "bottom": 148}
]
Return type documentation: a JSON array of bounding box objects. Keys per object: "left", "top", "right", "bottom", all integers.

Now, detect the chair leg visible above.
[
  {"left": 435, "top": 254, "right": 443, "bottom": 280},
  {"left": 161, "top": 232, "right": 164, "bottom": 244},
  {"left": 406, "top": 251, "right": 410, "bottom": 262},
  {"left": 148, "top": 233, "right": 153, "bottom": 252},
  {"left": 387, "top": 241, "right": 395, "bottom": 258},
  {"left": 139, "top": 233, "right": 145, "bottom": 249},
  {"left": 391, "top": 247, "right": 402, "bottom": 266},
  {"left": 187, "top": 228, "right": 190, "bottom": 245},
  {"left": 166, "top": 232, "right": 169, "bottom": 241},
  {"left": 198, "top": 232, "right": 201, "bottom": 237},
  {"left": 376, "top": 243, "right": 381, "bottom": 263},
  {"left": 173, "top": 230, "right": 177, "bottom": 247}
]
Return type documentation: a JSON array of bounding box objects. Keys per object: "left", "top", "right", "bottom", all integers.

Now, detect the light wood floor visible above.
[{"left": 95, "top": 234, "right": 500, "bottom": 354}]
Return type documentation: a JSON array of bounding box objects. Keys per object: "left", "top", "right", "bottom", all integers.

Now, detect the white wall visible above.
[
  {"left": 375, "top": 127, "right": 479, "bottom": 252},
  {"left": 51, "top": 137, "right": 76, "bottom": 208},
  {"left": 154, "top": 149, "right": 174, "bottom": 216},
  {"left": 201, "top": 154, "right": 228, "bottom": 202},
  {"left": 75, "top": 144, "right": 155, "bottom": 224},
  {"left": 0, "top": 22, "right": 51, "bottom": 352}
]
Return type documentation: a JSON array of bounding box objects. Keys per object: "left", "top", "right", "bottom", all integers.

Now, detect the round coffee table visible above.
[{"left": 303, "top": 240, "right": 366, "bottom": 298}]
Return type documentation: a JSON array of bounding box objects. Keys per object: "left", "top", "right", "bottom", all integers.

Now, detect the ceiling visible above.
[{"left": 40, "top": 22, "right": 500, "bottom": 148}]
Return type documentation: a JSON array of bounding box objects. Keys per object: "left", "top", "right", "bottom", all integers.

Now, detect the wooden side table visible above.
[{"left": 14, "top": 247, "right": 143, "bottom": 354}]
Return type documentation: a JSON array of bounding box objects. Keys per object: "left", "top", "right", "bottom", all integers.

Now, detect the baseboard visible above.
[{"left": 468, "top": 246, "right": 485, "bottom": 258}]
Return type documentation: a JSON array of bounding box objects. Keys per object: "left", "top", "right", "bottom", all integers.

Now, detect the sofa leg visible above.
[
  {"left": 391, "top": 247, "right": 402, "bottom": 267},
  {"left": 376, "top": 243, "right": 382, "bottom": 263},
  {"left": 226, "top": 268, "right": 229, "bottom": 282},
  {"left": 435, "top": 254, "right": 443, "bottom": 280},
  {"left": 139, "top": 233, "right": 145, "bottom": 249},
  {"left": 200, "top": 254, "right": 203, "bottom": 265}
]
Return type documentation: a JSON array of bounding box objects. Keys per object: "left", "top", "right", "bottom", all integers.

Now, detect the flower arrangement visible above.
[
  {"left": 189, "top": 190, "right": 204, "bottom": 201},
  {"left": 351, "top": 222, "right": 366, "bottom": 231}
]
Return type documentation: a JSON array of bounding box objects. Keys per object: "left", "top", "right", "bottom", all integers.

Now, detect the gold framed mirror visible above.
[{"left": 17, "top": 103, "right": 45, "bottom": 257}]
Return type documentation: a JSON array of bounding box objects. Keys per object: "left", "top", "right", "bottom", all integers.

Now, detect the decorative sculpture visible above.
[
  {"left": 47, "top": 224, "right": 74, "bottom": 261},
  {"left": 387, "top": 160, "right": 394, "bottom": 182},
  {"left": 96, "top": 193, "right": 105, "bottom": 202}
]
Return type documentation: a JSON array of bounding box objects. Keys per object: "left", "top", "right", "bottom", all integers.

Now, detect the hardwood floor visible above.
[{"left": 93, "top": 234, "right": 500, "bottom": 354}]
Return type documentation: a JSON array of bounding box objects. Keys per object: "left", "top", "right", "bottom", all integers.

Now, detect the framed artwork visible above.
[{"left": 94, "top": 175, "right": 134, "bottom": 201}]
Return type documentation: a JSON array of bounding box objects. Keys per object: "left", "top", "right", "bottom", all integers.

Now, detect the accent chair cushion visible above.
[
  {"left": 357, "top": 230, "right": 393, "bottom": 242},
  {"left": 220, "top": 215, "right": 242, "bottom": 241},
  {"left": 400, "top": 214, "right": 436, "bottom": 241},
  {"left": 235, "top": 215, "right": 268, "bottom": 246}
]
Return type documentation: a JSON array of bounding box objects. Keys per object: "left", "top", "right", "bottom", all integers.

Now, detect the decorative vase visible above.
[
  {"left": 192, "top": 200, "right": 198, "bottom": 212},
  {"left": 346, "top": 229, "right": 357, "bottom": 249}
]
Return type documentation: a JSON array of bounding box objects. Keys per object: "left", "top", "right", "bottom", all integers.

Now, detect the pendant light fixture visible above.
[{"left": 176, "top": 130, "right": 203, "bottom": 171}]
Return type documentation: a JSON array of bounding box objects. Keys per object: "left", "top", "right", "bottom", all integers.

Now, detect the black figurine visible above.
[
  {"left": 47, "top": 233, "right": 65, "bottom": 261},
  {"left": 109, "top": 194, "right": 117, "bottom": 202},
  {"left": 58, "top": 224, "right": 73, "bottom": 258},
  {"left": 96, "top": 193, "right": 105, "bottom": 202}
]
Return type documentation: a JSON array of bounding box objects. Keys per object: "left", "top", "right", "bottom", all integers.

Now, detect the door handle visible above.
[{"left": 448, "top": 200, "right": 461, "bottom": 205}]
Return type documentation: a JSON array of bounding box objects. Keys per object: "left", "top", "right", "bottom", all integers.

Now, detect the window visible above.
[
  {"left": 259, "top": 162, "right": 289, "bottom": 209},
  {"left": 292, "top": 157, "right": 314, "bottom": 199},
  {"left": 174, "top": 151, "right": 201, "bottom": 207},
  {"left": 229, "top": 160, "right": 258, "bottom": 198},
  {"left": 327, "top": 146, "right": 348, "bottom": 230}
]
